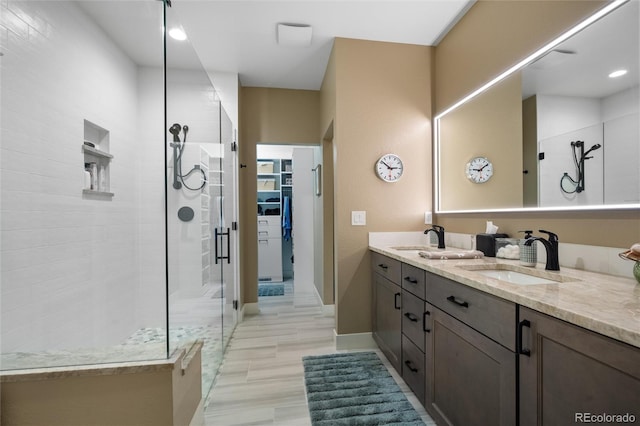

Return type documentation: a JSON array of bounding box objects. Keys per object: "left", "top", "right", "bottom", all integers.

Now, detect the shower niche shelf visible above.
[{"left": 82, "top": 120, "right": 113, "bottom": 198}]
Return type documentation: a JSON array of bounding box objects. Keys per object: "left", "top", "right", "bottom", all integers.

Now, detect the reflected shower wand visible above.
[{"left": 560, "top": 140, "right": 601, "bottom": 194}]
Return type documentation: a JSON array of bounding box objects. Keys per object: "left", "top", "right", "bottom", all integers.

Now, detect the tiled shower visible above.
[{"left": 0, "top": 0, "right": 237, "bottom": 400}]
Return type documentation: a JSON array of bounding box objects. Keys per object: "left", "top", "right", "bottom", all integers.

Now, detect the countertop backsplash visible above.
[{"left": 369, "top": 232, "right": 632, "bottom": 279}]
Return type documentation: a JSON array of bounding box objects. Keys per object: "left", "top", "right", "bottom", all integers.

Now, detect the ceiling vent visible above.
[
  {"left": 277, "top": 23, "right": 312, "bottom": 47},
  {"left": 531, "top": 49, "right": 576, "bottom": 69}
]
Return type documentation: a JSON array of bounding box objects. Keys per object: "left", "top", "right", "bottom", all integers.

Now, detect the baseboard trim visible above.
[
  {"left": 334, "top": 331, "right": 377, "bottom": 350},
  {"left": 322, "top": 304, "right": 335, "bottom": 317},
  {"left": 240, "top": 303, "right": 259, "bottom": 321}
]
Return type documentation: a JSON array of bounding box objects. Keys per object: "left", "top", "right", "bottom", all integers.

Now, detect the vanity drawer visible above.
[
  {"left": 402, "top": 334, "right": 426, "bottom": 405},
  {"left": 402, "top": 291, "right": 426, "bottom": 352},
  {"left": 426, "top": 272, "right": 516, "bottom": 351},
  {"left": 401, "top": 263, "right": 426, "bottom": 299},
  {"left": 371, "top": 252, "right": 401, "bottom": 284}
]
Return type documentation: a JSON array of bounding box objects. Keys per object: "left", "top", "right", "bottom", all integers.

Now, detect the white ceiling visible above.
[
  {"left": 79, "top": 0, "right": 474, "bottom": 90},
  {"left": 78, "top": 0, "right": 638, "bottom": 114},
  {"left": 172, "top": 0, "right": 474, "bottom": 90},
  {"left": 522, "top": 0, "right": 639, "bottom": 100}
]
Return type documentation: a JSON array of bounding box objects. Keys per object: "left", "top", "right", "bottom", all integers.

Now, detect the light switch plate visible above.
[
  {"left": 424, "top": 211, "right": 433, "bottom": 224},
  {"left": 351, "top": 211, "right": 366, "bottom": 226}
]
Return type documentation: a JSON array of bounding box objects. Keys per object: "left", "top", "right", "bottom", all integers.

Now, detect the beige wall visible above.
[
  {"left": 435, "top": 0, "right": 607, "bottom": 112},
  {"left": 1, "top": 346, "right": 202, "bottom": 426},
  {"left": 331, "top": 38, "right": 433, "bottom": 334},
  {"left": 439, "top": 73, "right": 522, "bottom": 210},
  {"left": 320, "top": 48, "right": 337, "bottom": 305},
  {"left": 434, "top": 0, "right": 640, "bottom": 248},
  {"left": 239, "top": 87, "right": 320, "bottom": 304}
]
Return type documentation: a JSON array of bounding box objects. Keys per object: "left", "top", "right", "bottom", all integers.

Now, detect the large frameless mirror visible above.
[{"left": 435, "top": 0, "right": 639, "bottom": 213}]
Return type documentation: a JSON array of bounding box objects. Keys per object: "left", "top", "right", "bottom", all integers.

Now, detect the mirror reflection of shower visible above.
[
  {"left": 169, "top": 123, "right": 207, "bottom": 190},
  {"left": 560, "top": 140, "right": 602, "bottom": 194}
]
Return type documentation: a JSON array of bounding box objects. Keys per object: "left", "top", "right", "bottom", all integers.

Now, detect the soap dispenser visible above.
[{"left": 519, "top": 230, "right": 537, "bottom": 267}]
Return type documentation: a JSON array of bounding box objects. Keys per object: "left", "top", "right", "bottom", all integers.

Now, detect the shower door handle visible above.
[{"left": 214, "top": 228, "right": 231, "bottom": 265}]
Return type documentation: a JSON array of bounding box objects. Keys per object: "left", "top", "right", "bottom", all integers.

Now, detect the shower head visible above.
[
  {"left": 169, "top": 123, "right": 182, "bottom": 143},
  {"left": 583, "top": 143, "right": 602, "bottom": 159},
  {"left": 182, "top": 125, "right": 189, "bottom": 143}
]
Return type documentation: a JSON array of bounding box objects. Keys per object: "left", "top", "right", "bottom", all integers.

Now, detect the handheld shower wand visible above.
[
  {"left": 168, "top": 123, "right": 207, "bottom": 191},
  {"left": 182, "top": 125, "right": 189, "bottom": 143},
  {"left": 169, "top": 123, "right": 183, "bottom": 189},
  {"left": 582, "top": 143, "right": 601, "bottom": 160}
]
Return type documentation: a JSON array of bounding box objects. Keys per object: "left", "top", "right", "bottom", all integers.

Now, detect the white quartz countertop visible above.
[{"left": 369, "top": 244, "right": 640, "bottom": 349}]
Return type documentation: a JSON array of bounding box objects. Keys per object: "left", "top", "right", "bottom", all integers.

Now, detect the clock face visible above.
[
  {"left": 375, "top": 154, "right": 404, "bottom": 182},
  {"left": 465, "top": 157, "right": 493, "bottom": 184}
]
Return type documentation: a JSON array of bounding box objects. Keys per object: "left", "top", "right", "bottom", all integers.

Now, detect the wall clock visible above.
[
  {"left": 465, "top": 156, "right": 493, "bottom": 184},
  {"left": 375, "top": 154, "right": 404, "bottom": 182}
]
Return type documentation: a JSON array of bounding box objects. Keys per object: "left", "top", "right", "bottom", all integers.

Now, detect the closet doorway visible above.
[{"left": 256, "top": 144, "right": 320, "bottom": 303}]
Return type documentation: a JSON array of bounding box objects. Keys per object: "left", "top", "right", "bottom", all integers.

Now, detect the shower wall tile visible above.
[{"left": 1, "top": 0, "right": 162, "bottom": 356}]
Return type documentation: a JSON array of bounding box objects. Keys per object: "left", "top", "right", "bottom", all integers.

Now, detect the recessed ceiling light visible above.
[
  {"left": 169, "top": 27, "right": 187, "bottom": 41},
  {"left": 609, "top": 69, "right": 628, "bottom": 78}
]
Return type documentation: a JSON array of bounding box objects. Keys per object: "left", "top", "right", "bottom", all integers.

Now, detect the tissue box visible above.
[
  {"left": 476, "top": 233, "right": 509, "bottom": 257},
  {"left": 495, "top": 238, "right": 520, "bottom": 259}
]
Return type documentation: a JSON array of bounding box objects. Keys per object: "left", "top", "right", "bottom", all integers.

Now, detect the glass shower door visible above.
[
  {"left": 207, "top": 101, "right": 238, "bottom": 377},
  {"left": 218, "top": 107, "right": 238, "bottom": 350},
  {"left": 165, "top": 3, "right": 238, "bottom": 402}
]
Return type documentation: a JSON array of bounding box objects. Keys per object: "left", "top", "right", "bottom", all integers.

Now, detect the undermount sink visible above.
[
  {"left": 457, "top": 263, "right": 576, "bottom": 285},
  {"left": 475, "top": 270, "right": 558, "bottom": 285}
]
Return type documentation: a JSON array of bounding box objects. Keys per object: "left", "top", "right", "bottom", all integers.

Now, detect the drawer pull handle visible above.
[
  {"left": 447, "top": 295, "right": 469, "bottom": 308},
  {"left": 423, "top": 311, "right": 431, "bottom": 333},
  {"left": 404, "top": 276, "right": 418, "bottom": 284},
  {"left": 378, "top": 264, "right": 389, "bottom": 270},
  {"left": 404, "top": 312, "right": 419, "bottom": 322},
  {"left": 518, "top": 319, "right": 532, "bottom": 357},
  {"left": 394, "top": 293, "right": 401, "bottom": 310},
  {"left": 404, "top": 360, "right": 419, "bottom": 373}
]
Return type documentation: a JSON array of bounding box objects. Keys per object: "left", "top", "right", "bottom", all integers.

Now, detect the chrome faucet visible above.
[
  {"left": 424, "top": 225, "right": 445, "bottom": 249},
  {"left": 524, "top": 230, "right": 560, "bottom": 271}
]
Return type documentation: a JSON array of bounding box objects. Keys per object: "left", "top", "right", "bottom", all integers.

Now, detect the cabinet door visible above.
[
  {"left": 372, "top": 272, "right": 402, "bottom": 372},
  {"left": 427, "top": 307, "right": 516, "bottom": 426},
  {"left": 519, "top": 307, "right": 640, "bottom": 425}
]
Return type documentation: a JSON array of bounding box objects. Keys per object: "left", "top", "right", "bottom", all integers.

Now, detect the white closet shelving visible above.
[{"left": 257, "top": 158, "right": 286, "bottom": 282}]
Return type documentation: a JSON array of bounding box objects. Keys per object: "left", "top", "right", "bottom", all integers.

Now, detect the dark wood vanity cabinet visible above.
[
  {"left": 371, "top": 252, "right": 402, "bottom": 372},
  {"left": 370, "top": 250, "right": 640, "bottom": 426},
  {"left": 425, "top": 272, "right": 516, "bottom": 426},
  {"left": 519, "top": 307, "right": 640, "bottom": 425}
]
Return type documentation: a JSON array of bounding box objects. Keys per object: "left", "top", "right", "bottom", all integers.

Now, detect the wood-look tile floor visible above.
[{"left": 203, "top": 280, "right": 435, "bottom": 425}]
